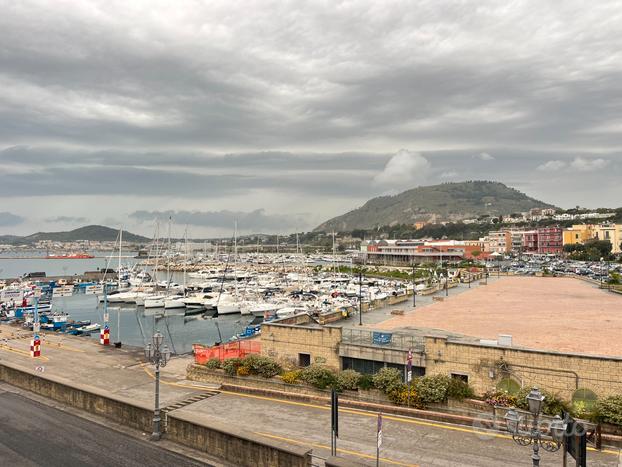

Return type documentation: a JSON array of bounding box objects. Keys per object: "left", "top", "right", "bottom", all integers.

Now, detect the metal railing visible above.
[{"left": 341, "top": 328, "right": 425, "bottom": 352}]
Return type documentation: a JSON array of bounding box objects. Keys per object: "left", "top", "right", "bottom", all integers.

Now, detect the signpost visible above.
[
  {"left": 563, "top": 412, "right": 587, "bottom": 467},
  {"left": 372, "top": 332, "right": 392, "bottom": 346},
  {"left": 331, "top": 389, "right": 339, "bottom": 456},
  {"left": 406, "top": 349, "right": 413, "bottom": 407},
  {"left": 376, "top": 413, "right": 383, "bottom": 467}
]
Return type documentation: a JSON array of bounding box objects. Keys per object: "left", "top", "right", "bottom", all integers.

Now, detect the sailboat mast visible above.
[{"left": 118, "top": 227, "right": 123, "bottom": 289}]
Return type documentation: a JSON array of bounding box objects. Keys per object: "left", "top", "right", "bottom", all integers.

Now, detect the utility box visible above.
[{"left": 498, "top": 334, "right": 513, "bottom": 347}]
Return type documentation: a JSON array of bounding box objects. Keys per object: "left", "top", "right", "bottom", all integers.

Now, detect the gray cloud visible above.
[
  {"left": 130, "top": 209, "right": 306, "bottom": 232},
  {"left": 0, "top": 212, "right": 24, "bottom": 227},
  {"left": 0, "top": 1, "right": 621, "bottom": 235},
  {"left": 44, "top": 216, "right": 89, "bottom": 223}
]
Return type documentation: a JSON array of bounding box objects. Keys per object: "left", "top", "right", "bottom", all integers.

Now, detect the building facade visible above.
[{"left": 536, "top": 226, "right": 563, "bottom": 254}]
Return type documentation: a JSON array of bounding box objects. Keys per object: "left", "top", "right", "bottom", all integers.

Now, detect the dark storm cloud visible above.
[
  {"left": 0, "top": 212, "right": 24, "bottom": 227},
  {"left": 130, "top": 209, "right": 304, "bottom": 231}
]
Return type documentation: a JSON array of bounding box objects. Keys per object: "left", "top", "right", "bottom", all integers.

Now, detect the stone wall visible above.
[
  {"left": 424, "top": 336, "right": 622, "bottom": 400},
  {"left": 261, "top": 320, "right": 342, "bottom": 369}
]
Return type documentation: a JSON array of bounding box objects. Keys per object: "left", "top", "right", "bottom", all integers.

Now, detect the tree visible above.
[{"left": 584, "top": 239, "right": 612, "bottom": 259}]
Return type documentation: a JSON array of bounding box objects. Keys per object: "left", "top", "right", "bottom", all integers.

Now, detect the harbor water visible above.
[{"left": 0, "top": 252, "right": 254, "bottom": 353}]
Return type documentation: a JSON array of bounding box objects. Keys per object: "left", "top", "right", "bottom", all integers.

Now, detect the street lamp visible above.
[
  {"left": 504, "top": 387, "right": 564, "bottom": 466},
  {"left": 411, "top": 262, "right": 416, "bottom": 308},
  {"left": 144, "top": 331, "right": 171, "bottom": 441}
]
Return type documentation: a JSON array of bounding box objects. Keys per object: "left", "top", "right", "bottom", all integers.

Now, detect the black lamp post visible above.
[
  {"left": 411, "top": 263, "right": 416, "bottom": 308},
  {"left": 505, "top": 387, "right": 565, "bottom": 466},
  {"left": 144, "top": 331, "right": 171, "bottom": 441},
  {"left": 358, "top": 269, "right": 363, "bottom": 326}
]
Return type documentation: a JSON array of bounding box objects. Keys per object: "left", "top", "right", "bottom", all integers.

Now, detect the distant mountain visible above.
[
  {"left": 315, "top": 181, "right": 556, "bottom": 232},
  {"left": 1, "top": 225, "right": 149, "bottom": 244}
]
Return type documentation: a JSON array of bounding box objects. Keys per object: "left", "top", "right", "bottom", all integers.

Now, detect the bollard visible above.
[
  {"left": 100, "top": 325, "right": 110, "bottom": 345},
  {"left": 30, "top": 335, "right": 41, "bottom": 358}
]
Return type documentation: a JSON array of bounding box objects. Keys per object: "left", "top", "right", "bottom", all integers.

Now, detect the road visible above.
[
  {"left": 0, "top": 387, "right": 210, "bottom": 467},
  {"left": 179, "top": 390, "right": 621, "bottom": 467}
]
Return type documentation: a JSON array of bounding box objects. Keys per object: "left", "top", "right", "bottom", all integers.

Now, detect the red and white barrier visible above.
[
  {"left": 30, "top": 335, "right": 41, "bottom": 358},
  {"left": 100, "top": 325, "right": 110, "bottom": 345}
]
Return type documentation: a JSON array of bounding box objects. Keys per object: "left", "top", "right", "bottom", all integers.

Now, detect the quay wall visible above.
[{"left": 0, "top": 361, "right": 312, "bottom": 467}]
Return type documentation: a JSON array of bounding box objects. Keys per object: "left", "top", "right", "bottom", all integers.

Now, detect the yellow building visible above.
[
  {"left": 563, "top": 224, "right": 622, "bottom": 253},
  {"left": 562, "top": 225, "right": 594, "bottom": 247},
  {"left": 593, "top": 224, "right": 622, "bottom": 253}
]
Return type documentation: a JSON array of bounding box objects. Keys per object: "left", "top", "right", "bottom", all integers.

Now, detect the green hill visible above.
[
  {"left": 13, "top": 225, "right": 149, "bottom": 243},
  {"left": 315, "top": 181, "right": 556, "bottom": 232}
]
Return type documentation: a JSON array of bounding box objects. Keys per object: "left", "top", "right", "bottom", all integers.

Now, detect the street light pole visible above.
[
  {"left": 411, "top": 263, "right": 416, "bottom": 308},
  {"left": 505, "top": 387, "right": 565, "bottom": 466},
  {"left": 144, "top": 331, "right": 171, "bottom": 441},
  {"left": 358, "top": 269, "right": 363, "bottom": 326}
]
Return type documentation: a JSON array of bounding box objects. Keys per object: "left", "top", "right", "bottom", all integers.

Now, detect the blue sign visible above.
[{"left": 372, "top": 332, "right": 392, "bottom": 345}]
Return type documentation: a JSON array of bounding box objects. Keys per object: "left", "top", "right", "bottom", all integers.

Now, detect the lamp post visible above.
[
  {"left": 600, "top": 257, "right": 604, "bottom": 289},
  {"left": 144, "top": 331, "right": 171, "bottom": 441},
  {"left": 504, "top": 387, "right": 565, "bottom": 466},
  {"left": 358, "top": 269, "right": 363, "bottom": 326},
  {"left": 411, "top": 263, "right": 416, "bottom": 308}
]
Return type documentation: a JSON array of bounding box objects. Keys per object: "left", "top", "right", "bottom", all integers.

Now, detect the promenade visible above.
[{"left": 0, "top": 323, "right": 619, "bottom": 466}]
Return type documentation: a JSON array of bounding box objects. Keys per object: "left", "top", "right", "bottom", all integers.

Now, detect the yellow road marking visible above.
[
  {"left": 0, "top": 344, "right": 50, "bottom": 361},
  {"left": 255, "top": 431, "right": 418, "bottom": 466},
  {"left": 141, "top": 367, "right": 619, "bottom": 458}
]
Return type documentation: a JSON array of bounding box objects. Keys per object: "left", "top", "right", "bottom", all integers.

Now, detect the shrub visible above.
[
  {"left": 236, "top": 365, "right": 251, "bottom": 377},
  {"left": 281, "top": 370, "right": 302, "bottom": 385},
  {"left": 358, "top": 374, "right": 374, "bottom": 391},
  {"left": 372, "top": 367, "right": 403, "bottom": 394},
  {"left": 415, "top": 374, "right": 451, "bottom": 405},
  {"left": 594, "top": 395, "right": 622, "bottom": 426},
  {"left": 515, "top": 388, "right": 569, "bottom": 416},
  {"left": 242, "top": 354, "right": 282, "bottom": 378},
  {"left": 387, "top": 384, "right": 424, "bottom": 408},
  {"left": 447, "top": 378, "right": 475, "bottom": 401},
  {"left": 204, "top": 358, "right": 221, "bottom": 369},
  {"left": 337, "top": 369, "right": 362, "bottom": 391},
  {"left": 300, "top": 365, "right": 338, "bottom": 390},
  {"left": 483, "top": 390, "right": 518, "bottom": 408},
  {"left": 222, "top": 358, "right": 244, "bottom": 376}
]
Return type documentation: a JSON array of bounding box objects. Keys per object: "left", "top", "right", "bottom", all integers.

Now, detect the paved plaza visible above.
[{"left": 375, "top": 276, "right": 622, "bottom": 357}]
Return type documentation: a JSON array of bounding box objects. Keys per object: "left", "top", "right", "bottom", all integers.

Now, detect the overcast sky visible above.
[{"left": 1, "top": 1, "right": 620, "bottom": 237}]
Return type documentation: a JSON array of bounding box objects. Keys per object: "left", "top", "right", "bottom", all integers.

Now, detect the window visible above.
[
  {"left": 298, "top": 353, "right": 311, "bottom": 367},
  {"left": 451, "top": 373, "right": 468, "bottom": 383},
  {"left": 572, "top": 388, "right": 598, "bottom": 412},
  {"left": 496, "top": 377, "right": 521, "bottom": 394}
]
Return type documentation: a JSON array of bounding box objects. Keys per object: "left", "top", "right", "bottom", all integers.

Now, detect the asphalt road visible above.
[{"left": 0, "top": 390, "right": 209, "bottom": 467}]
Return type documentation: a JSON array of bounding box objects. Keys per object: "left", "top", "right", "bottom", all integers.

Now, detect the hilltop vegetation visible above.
[
  {"left": 0, "top": 225, "right": 149, "bottom": 244},
  {"left": 315, "top": 181, "right": 555, "bottom": 232}
]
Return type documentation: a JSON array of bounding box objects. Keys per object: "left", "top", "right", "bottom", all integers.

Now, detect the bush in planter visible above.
[
  {"left": 483, "top": 390, "right": 518, "bottom": 408},
  {"left": 514, "top": 388, "right": 569, "bottom": 416},
  {"left": 337, "top": 369, "right": 362, "bottom": 391},
  {"left": 593, "top": 395, "right": 622, "bottom": 426},
  {"left": 447, "top": 378, "right": 475, "bottom": 401},
  {"left": 236, "top": 365, "right": 251, "bottom": 377},
  {"left": 372, "top": 367, "right": 402, "bottom": 394},
  {"left": 204, "top": 358, "right": 221, "bottom": 370},
  {"left": 358, "top": 374, "right": 374, "bottom": 391},
  {"left": 300, "top": 365, "right": 338, "bottom": 390},
  {"left": 281, "top": 370, "right": 302, "bottom": 385},
  {"left": 414, "top": 374, "right": 451, "bottom": 405},
  {"left": 387, "top": 384, "right": 424, "bottom": 409},
  {"left": 242, "top": 354, "right": 282, "bottom": 378},
  {"left": 222, "top": 358, "right": 244, "bottom": 376}
]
